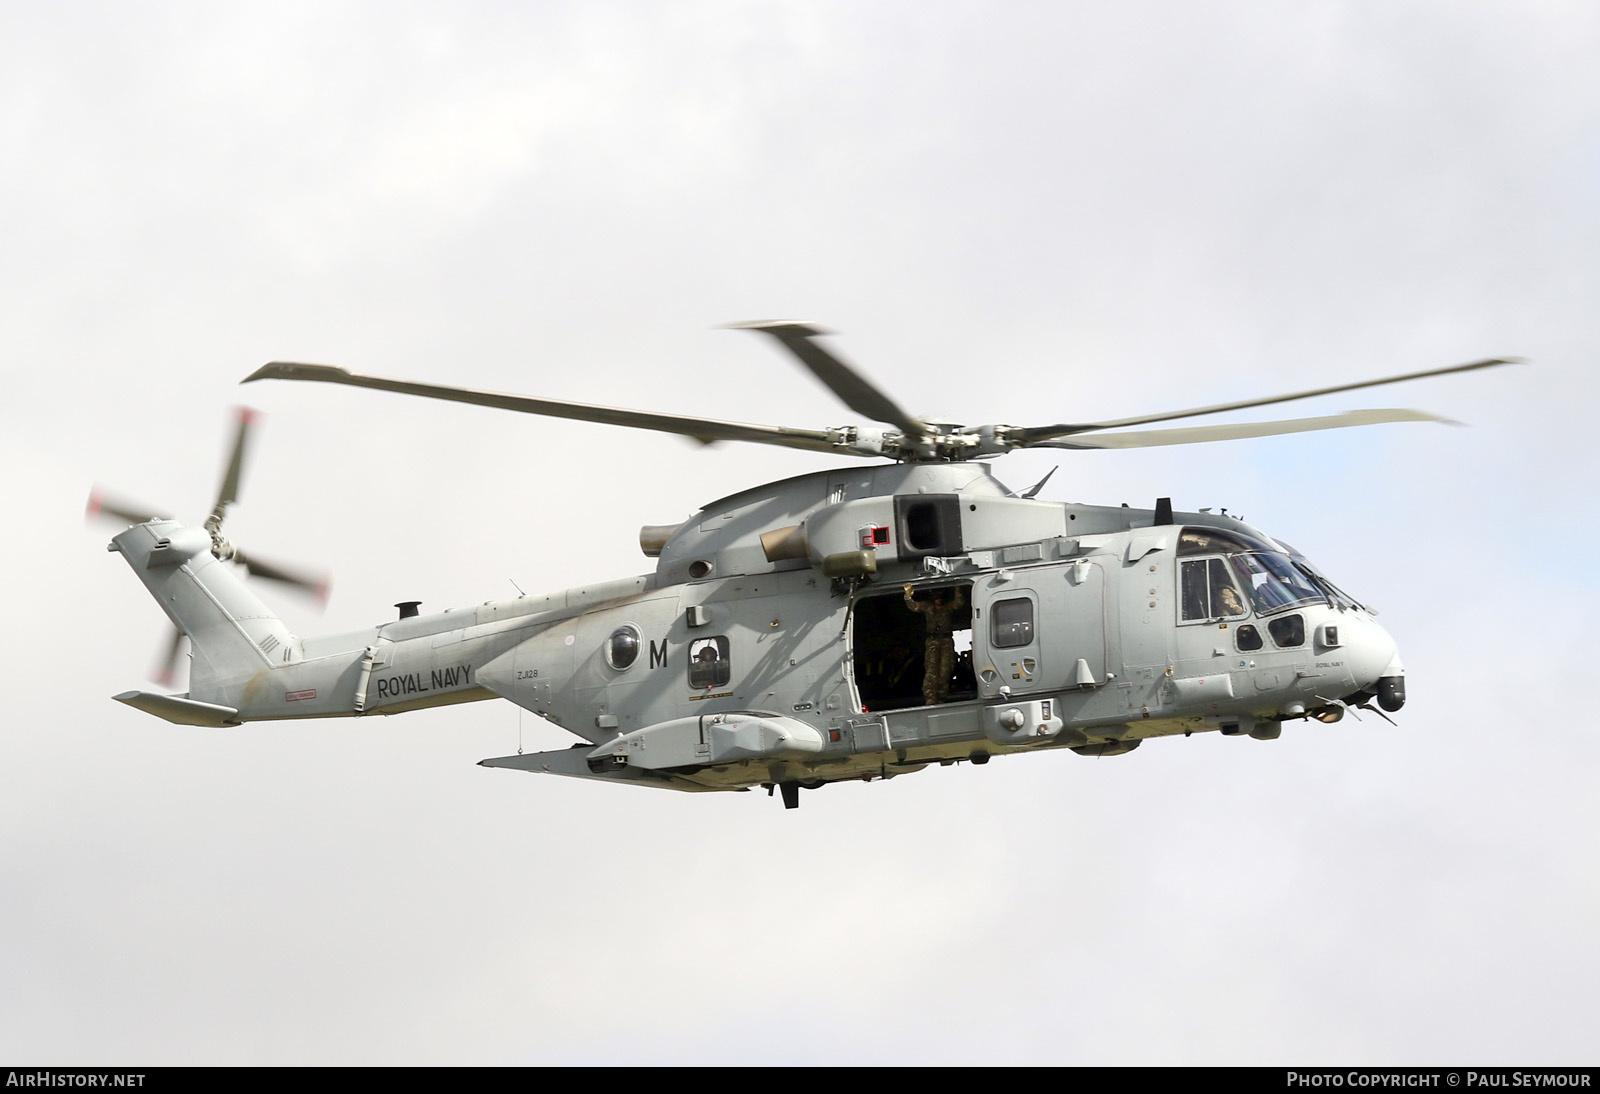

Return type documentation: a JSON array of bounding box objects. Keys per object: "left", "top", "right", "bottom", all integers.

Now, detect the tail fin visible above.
[{"left": 110, "top": 520, "right": 297, "bottom": 707}]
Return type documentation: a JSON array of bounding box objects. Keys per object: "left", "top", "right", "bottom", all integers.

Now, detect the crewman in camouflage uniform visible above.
[{"left": 903, "top": 584, "right": 965, "bottom": 706}]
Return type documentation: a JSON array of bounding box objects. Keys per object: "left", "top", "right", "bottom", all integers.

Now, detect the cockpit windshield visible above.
[
  {"left": 1178, "top": 527, "right": 1326, "bottom": 616},
  {"left": 1227, "top": 551, "right": 1323, "bottom": 614},
  {"left": 1274, "top": 541, "right": 1364, "bottom": 611}
]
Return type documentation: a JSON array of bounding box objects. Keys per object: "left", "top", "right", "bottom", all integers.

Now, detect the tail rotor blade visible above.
[
  {"left": 233, "top": 547, "right": 330, "bottom": 604},
  {"left": 86, "top": 486, "right": 166, "bottom": 527},
  {"left": 152, "top": 628, "right": 186, "bottom": 688},
  {"left": 211, "top": 406, "right": 259, "bottom": 526}
]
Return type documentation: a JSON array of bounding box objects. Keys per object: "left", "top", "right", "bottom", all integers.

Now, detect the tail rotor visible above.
[{"left": 89, "top": 406, "right": 329, "bottom": 686}]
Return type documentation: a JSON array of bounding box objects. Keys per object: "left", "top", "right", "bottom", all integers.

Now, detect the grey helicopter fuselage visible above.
[{"left": 110, "top": 459, "right": 1404, "bottom": 800}]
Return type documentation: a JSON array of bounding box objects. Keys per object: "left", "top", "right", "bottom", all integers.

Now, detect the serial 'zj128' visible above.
[{"left": 94, "top": 323, "right": 1515, "bottom": 808}]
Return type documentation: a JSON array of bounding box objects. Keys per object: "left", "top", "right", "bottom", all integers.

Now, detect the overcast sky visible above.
[{"left": 2, "top": 0, "right": 1597, "bottom": 1065}]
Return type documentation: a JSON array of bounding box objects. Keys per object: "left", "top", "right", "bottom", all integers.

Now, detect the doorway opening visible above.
[{"left": 852, "top": 582, "right": 975, "bottom": 712}]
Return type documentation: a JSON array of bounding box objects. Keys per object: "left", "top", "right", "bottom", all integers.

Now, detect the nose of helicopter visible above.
[{"left": 1344, "top": 614, "right": 1405, "bottom": 712}]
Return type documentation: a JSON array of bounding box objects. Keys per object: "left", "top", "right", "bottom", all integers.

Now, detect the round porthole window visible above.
[{"left": 605, "top": 624, "right": 642, "bottom": 670}]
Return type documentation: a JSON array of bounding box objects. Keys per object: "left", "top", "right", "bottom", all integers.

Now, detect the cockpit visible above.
[
  {"left": 1177, "top": 526, "right": 1362, "bottom": 624},
  {"left": 1175, "top": 524, "right": 1400, "bottom": 711}
]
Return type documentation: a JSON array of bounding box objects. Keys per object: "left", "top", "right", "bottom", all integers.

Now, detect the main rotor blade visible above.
[
  {"left": 1018, "top": 357, "right": 1521, "bottom": 442},
  {"left": 86, "top": 487, "right": 166, "bottom": 526},
  {"left": 1029, "top": 409, "right": 1451, "bottom": 449},
  {"left": 211, "top": 406, "right": 258, "bottom": 526},
  {"left": 231, "top": 547, "right": 330, "bottom": 603},
  {"left": 727, "top": 321, "right": 929, "bottom": 438},
  {"left": 243, "top": 362, "right": 854, "bottom": 456}
]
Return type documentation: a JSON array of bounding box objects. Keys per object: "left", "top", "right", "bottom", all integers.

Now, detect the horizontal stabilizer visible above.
[{"left": 114, "top": 690, "right": 241, "bottom": 727}]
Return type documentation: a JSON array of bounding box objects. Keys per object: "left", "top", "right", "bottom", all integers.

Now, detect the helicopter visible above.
[{"left": 99, "top": 322, "right": 1516, "bottom": 808}]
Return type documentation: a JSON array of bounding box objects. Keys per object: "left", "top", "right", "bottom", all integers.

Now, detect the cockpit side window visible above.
[
  {"left": 1268, "top": 614, "right": 1305, "bottom": 648},
  {"left": 1181, "top": 557, "right": 1249, "bottom": 622}
]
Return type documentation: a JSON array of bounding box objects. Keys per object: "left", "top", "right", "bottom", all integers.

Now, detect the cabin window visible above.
[
  {"left": 1267, "top": 614, "right": 1305, "bottom": 649},
  {"left": 688, "top": 635, "right": 731, "bottom": 689},
  {"left": 605, "top": 624, "right": 642, "bottom": 670},
  {"left": 1236, "top": 624, "right": 1264, "bottom": 652},
  {"left": 1181, "top": 558, "right": 1248, "bottom": 622},
  {"left": 991, "top": 597, "right": 1034, "bottom": 649}
]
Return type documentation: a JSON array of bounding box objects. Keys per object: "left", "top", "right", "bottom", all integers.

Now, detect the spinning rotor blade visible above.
[
  {"left": 91, "top": 407, "right": 329, "bottom": 690},
  {"left": 248, "top": 333, "right": 1518, "bottom": 464},
  {"left": 1031, "top": 409, "right": 1451, "bottom": 450},
  {"left": 1017, "top": 357, "right": 1521, "bottom": 444},
  {"left": 210, "top": 406, "right": 258, "bottom": 526},
  {"left": 231, "top": 547, "right": 330, "bottom": 602},
  {"left": 726, "top": 321, "right": 929, "bottom": 438},
  {"left": 243, "top": 362, "right": 849, "bottom": 455},
  {"left": 86, "top": 487, "right": 166, "bottom": 527},
  {"left": 153, "top": 628, "right": 186, "bottom": 688}
]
